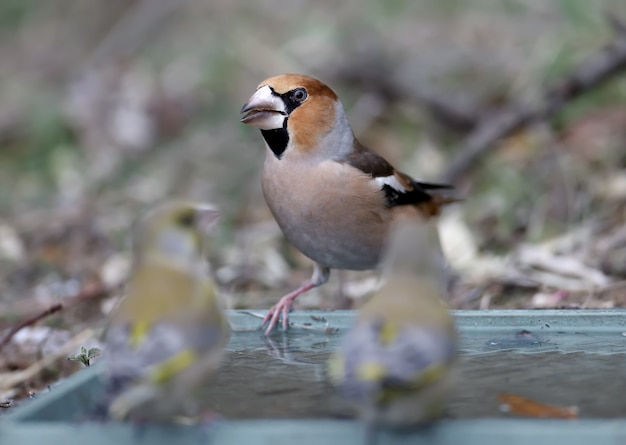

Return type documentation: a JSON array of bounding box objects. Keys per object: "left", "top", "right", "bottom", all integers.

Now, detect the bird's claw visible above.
[
  {"left": 261, "top": 281, "right": 316, "bottom": 336},
  {"left": 262, "top": 296, "right": 295, "bottom": 336}
]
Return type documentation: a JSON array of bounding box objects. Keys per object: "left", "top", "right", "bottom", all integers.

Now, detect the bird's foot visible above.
[
  {"left": 262, "top": 282, "right": 316, "bottom": 335},
  {"left": 262, "top": 295, "right": 297, "bottom": 336}
]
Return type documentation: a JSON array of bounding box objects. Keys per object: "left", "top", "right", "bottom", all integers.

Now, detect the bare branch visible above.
[
  {"left": 442, "top": 21, "right": 626, "bottom": 183},
  {"left": 606, "top": 12, "right": 626, "bottom": 34},
  {"left": 332, "top": 65, "right": 483, "bottom": 135},
  {"left": 0, "top": 282, "right": 111, "bottom": 352},
  {"left": 0, "top": 329, "right": 95, "bottom": 391},
  {"left": 0, "top": 304, "right": 63, "bottom": 352}
]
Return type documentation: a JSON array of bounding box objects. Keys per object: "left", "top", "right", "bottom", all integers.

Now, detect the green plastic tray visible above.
[{"left": 4, "top": 309, "right": 626, "bottom": 445}]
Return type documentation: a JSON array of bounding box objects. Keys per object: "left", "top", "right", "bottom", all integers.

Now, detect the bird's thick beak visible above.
[
  {"left": 193, "top": 204, "right": 220, "bottom": 233},
  {"left": 240, "top": 85, "right": 287, "bottom": 130}
]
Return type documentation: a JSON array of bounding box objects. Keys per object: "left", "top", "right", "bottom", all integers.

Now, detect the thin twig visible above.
[
  {"left": 240, "top": 310, "right": 266, "bottom": 321},
  {"left": 0, "top": 282, "right": 112, "bottom": 352},
  {"left": 442, "top": 19, "right": 626, "bottom": 182},
  {"left": 333, "top": 66, "right": 483, "bottom": 135},
  {"left": 0, "top": 329, "right": 94, "bottom": 391},
  {"left": 607, "top": 12, "right": 626, "bottom": 34},
  {"left": 65, "top": 281, "right": 112, "bottom": 307},
  {"left": 0, "top": 304, "right": 63, "bottom": 352}
]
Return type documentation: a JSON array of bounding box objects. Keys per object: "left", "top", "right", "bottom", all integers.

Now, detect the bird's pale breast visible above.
[{"left": 262, "top": 154, "right": 402, "bottom": 270}]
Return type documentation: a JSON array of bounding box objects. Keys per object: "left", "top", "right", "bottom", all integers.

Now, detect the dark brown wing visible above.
[{"left": 341, "top": 140, "right": 457, "bottom": 214}]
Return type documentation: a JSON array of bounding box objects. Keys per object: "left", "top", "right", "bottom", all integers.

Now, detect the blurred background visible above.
[{"left": 1, "top": 0, "right": 626, "bottom": 401}]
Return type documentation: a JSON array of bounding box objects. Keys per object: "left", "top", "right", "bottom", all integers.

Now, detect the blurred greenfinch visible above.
[
  {"left": 99, "top": 202, "right": 230, "bottom": 422},
  {"left": 328, "top": 219, "right": 458, "bottom": 429}
]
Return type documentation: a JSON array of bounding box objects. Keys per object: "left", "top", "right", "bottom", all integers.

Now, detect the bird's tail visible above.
[
  {"left": 413, "top": 181, "right": 463, "bottom": 217},
  {"left": 416, "top": 195, "right": 463, "bottom": 217},
  {"left": 414, "top": 181, "right": 454, "bottom": 191}
]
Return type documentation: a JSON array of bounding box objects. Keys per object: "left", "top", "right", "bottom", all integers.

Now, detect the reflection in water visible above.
[{"left": 201, "top": 331, "right": 626, "bottom": 419}]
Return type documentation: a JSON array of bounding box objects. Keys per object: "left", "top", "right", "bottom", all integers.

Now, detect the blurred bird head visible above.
[{"left": 132, "top": 202, "right": 220, "bottom": 264}]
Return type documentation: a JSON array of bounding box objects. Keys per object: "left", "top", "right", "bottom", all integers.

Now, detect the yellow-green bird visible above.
[
  {"left": 328, "top": 219, "right": 458, "bottom": 429},
  {"left": 100, "top": 202, "right": 230, "bottom": 422}
]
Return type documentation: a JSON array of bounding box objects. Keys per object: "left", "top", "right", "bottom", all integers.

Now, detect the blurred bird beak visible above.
[{"left": 194, "top": 204, "right": 220, "bottom": 233}]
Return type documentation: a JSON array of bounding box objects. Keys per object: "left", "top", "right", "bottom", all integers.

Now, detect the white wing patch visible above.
[{"left": 375, "top": 175, "right": 407, "bottom": 193}]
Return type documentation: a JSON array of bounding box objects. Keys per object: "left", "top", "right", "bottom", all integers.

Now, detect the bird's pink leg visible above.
[
  {"left": 262, "top": 264, "right": 330, "bottom": 336},
  {"left": 262, "top": 282, "right": 315, "bottom": 335}
]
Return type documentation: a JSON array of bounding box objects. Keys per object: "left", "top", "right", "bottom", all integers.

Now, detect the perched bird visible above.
[
  {"left": 240, "top": 74, "right": 458, "bottom": 334},
  {"left": 327, "top": 220, "right": 458, "bottom": 431},
  {"left": 99, "top": 202, "right": 230, "bottom": 422}
]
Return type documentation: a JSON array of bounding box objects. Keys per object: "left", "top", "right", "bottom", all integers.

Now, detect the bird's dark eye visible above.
[
  {"left": 177, "top": 210, "right": 196, "bottom": 228},
  {"left": 291, "top": 88, "right": 307, "bottom": 103}
]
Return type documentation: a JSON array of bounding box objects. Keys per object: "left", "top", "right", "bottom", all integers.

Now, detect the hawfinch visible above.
[
  {"left": 240, "top": 74, "right": 457, "bottom": 335},
  {"left": 328, "top": 219, "right": 458, "bottom": 430}
]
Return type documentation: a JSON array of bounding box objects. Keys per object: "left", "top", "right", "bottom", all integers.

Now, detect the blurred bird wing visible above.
[
  {"left": 332, "top": 319, "right": 456, "bottom": 403},
  {"left": 105, "top": 319, "right": 226, "bottom": 384}
]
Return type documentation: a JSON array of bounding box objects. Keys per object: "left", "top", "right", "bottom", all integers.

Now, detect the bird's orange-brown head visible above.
[{"left": 241, "top": 74, "right": 345, "bottom": 157}]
